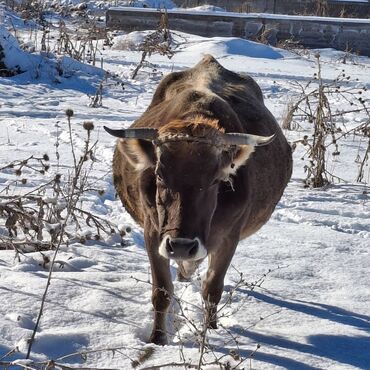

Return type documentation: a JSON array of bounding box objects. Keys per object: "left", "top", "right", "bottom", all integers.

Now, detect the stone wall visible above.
[
  {"left": 106, "top": 8, "right": 370, "bottom": 56},
  {"left": 173, "top": 0, "right": 370, "bottom": 18}
]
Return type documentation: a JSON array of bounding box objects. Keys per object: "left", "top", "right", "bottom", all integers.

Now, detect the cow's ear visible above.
[
  {"left": 118, "top": 139, "right": 156, "bottom": 171},
  {"left": 222, "top": 145, "right": 255, "bottom": 178}
]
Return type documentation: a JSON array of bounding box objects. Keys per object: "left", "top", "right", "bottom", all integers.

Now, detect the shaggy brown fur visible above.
[{"left": 158, "top": 116, "right": 224, "bottom": 134}]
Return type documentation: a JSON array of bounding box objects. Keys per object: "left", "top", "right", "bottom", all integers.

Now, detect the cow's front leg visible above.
[
  {"left": 145, "top": 229, "right": 173, "bottom": 345},
  {"left": 202, "top": 238, "right": 238, "bottom": 329}
]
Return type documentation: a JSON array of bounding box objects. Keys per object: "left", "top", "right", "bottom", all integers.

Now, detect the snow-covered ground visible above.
[{"left": 1, "top": 8, "right": 370, "bottom": 370}]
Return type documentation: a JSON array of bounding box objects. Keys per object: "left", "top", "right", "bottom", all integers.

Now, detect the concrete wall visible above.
[
  {"left": 173, "top": 0, "right": 370, "bottom": 18},
  {"left": 106, "top": 8, "right": 370, "bottom": 56}
]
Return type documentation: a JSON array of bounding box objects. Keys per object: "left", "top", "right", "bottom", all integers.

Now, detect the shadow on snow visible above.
[{"left": 230, "top": 289, "right": 370, "bottom": 369}]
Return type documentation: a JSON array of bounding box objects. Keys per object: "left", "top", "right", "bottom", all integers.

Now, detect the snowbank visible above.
[
  {"left": 0, "top": 25, "right": 104, "bottom": 83},
  {"left": 112, "top": 31, "right": 284, "bottom": 60},
  {"left": 0, "top": 25, "right": 26, "bottom": 74},
  {"left": 183, "top": 37, "right": 284, "bottom": 60},
  {"left": 112, "top": 31, "right": 148, "bottom": 51}
]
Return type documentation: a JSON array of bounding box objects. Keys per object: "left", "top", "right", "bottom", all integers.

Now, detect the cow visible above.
[{"left": 104, "top": 55, "right": 292, "bottom": 345}]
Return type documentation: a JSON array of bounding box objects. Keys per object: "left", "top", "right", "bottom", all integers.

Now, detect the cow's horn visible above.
[
  {"left": 104, "top": 126, "right": 158, "bottom": 140},
  {"left": 222, "top": 133, "right": 275, "bottom": 146}
]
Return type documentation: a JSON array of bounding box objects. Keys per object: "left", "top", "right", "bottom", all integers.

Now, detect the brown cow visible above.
[{"left": 105, "top": 55, "right": 292, "bottom": 345}]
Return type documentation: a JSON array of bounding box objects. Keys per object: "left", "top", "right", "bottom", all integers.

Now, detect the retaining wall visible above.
[
  {"left": 106, "top": 7, "right": 370, "bottom": 56},
  {"left": 173, "top": 0, "right": 370, "bottom": 18}
]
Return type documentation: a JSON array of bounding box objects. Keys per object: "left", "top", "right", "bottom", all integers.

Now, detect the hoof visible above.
[
  {"left": 149, "top": 330, "right": 168, "bottom": 345},
  {"left": 206, "top": 307, "right": 218, "bottom": 329}
]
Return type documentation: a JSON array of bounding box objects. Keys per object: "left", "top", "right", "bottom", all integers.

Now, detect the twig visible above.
[{"left": 139, "top": 363, "right": 196, "bottom": 370}]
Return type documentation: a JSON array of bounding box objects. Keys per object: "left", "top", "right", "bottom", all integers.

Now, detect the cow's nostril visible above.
[
  {"left": 166, "top": 238, "right": 174, "bottom": 254},
  {"left": 165, "top": 238, "right": 200, "bottom": 260},
  {"left": 188, "top": 243, "right": 198, "bottom": 257}
]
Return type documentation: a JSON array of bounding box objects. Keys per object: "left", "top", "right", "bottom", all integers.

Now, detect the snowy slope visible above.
[{"left": 1, "top": 24, "right": 370, "bottom": 370}]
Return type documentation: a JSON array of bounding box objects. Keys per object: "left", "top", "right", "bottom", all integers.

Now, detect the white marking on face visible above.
[
  {"left": 222, "top": 145, "right": 255, "bottom": 179},
  {"left": 118, "top": 139, "right": 151, "bottom": 171},
  {"left": 159, "top": 236, "right": 207, "bottom": 261}
]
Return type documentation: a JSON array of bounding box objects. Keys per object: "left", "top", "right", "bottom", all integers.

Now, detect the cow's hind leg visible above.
[
  {"left": 202, "top": 236, "right": 238, "bottom": 329},
  {"left": 145, "top": 230, "right": 174, "bottom": 345}
]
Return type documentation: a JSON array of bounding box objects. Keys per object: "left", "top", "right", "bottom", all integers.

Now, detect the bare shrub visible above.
[
  {"left": 0, "top": 109, "right": 118, "bottom": 362},
  {"left": 0, "top": 112, "right": 115, "bottom": 255},
  {"left": 131, "top": 10, "right": 174, "bottom": 79},
  {"left": 4, "top": 1, "right": 107, "bottom": 67},
  {"left": 355, "top": 125, "right": 370, "bottom": 183},
  {"left": 316, "top": 0, "right": 328, "bottom": 16},
  {"left": 89, "top": 79, "right": 104, "bottom": 108},
  {"left": 14, "top": 0, "right": 47, "bottom": 24},
  {"left": 276, "top": 38, "right": 309, "bottom": 58},
  {"left": 255, "top": 25, "right": 277, "bottom": 45},
  {"left": 285, "top": 53, "right": 370, "bottom": 188},
  {"left": 55, "top": 18, "right": 103, "bottom": 66}
]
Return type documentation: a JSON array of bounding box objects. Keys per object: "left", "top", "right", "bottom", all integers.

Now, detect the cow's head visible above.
[{"left": 105, "top": 117, "right": 274, "bottom": 261}]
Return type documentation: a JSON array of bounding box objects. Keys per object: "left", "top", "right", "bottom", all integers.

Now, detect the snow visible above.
[
  {"left": 112, "top": 31, "right": 284, "bottom": 59},
  {"left": 1, "top": 8, "right": 370, "bottom": 370},
  {"left": 112, "top": 31, "right": 148, "bottom": 50},
  {"left": 184, "top": 5, "right": 225, "bottom": 12},
  {"left": 180, "top": 37, "right": 284, "bottom": 60},
  {"left": 0, "top": 25, "right": 104, "bottom": 83}
]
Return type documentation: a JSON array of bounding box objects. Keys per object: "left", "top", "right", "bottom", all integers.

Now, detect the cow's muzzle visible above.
[{"left": 159, "top": 236, "right": 207, "bottom": 261}]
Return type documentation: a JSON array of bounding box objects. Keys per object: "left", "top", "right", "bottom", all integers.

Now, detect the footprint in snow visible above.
[{"left": 5, "top": 313, "right": 35, "bottom": 330}]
